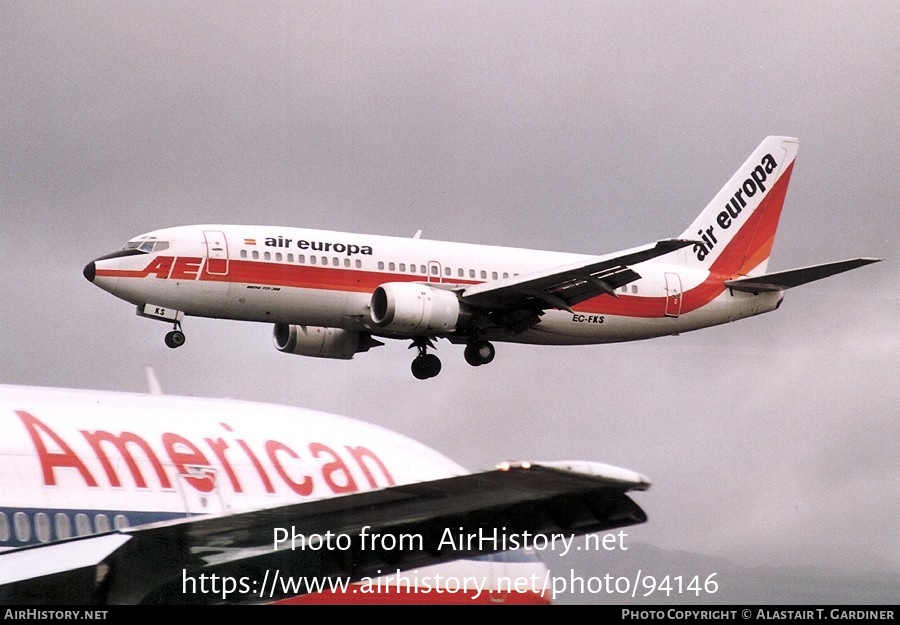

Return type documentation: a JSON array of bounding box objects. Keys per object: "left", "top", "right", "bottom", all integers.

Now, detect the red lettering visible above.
[
  {"left": 16, "top": 411, "right": 97, "bottom": 487},
  {"left": 80, "top": 430, "right": 171, "bottom": 489},
  {"left": 16, "top": 413, "right": 394, "bottom": 500},
  {"left": 169, "top": 257, "right": 203, "bottom": 280},
  {"left": 220, "top": 423, "right": 275, "bottom": 494},
  {"left": 162, "top": 433, "right": 214, "bottom": 493},
  {"left": 204, "top": 436, "right": 243, "bottom": 493},
  {"left": 310, "top": 443, "right": 357, "bottom": 494},
  {"left": 265, "top": 441, "right": 313, "bottom": 496},
  {"left": 345, "top": 445, "right": 395, "bottom": 488},
  {"left": 139, "top": 256, "right": 174, "bottom": 278}
]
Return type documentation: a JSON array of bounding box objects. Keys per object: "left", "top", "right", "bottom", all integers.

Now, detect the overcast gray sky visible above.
[{"left": 2, "top": 1, "right": 897, "bottom": 604}]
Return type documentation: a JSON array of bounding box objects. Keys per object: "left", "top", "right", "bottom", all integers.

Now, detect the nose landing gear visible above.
[
  {"left": 136, "top": 304, "right": 186, "bottom": 350},
  {"left": 164, "top": 322, "right": 186, "bottom": 349}
]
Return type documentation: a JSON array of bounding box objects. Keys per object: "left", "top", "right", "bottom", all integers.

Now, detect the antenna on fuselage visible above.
[{"left": 413, "top": 229, "right": 422, "bottom": 239}]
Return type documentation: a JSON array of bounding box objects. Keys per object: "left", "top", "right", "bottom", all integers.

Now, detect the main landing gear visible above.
[
  {"left": 164, "top": 322, "right": 186, "bottom": 349},
  {"left": 409, "top": 338, "right": 496, "bottom": 379},
  {"left": 410, "top": 338, "right": 441, "bottom": 380},
  {"left": 464, "top": 340, "right": 495, "bottom": 367}
]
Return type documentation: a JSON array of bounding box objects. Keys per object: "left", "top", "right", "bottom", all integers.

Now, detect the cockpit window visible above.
[{"left": 121, "top": 237, "right": 169, "bottom": 253}]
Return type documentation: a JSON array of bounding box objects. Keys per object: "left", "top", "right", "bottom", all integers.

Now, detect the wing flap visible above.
[
  {"left": 0, "top": 463, "right": 649, "bottom": 605},
  {"left": 725, "top": 258, "right": 881, "bottom": 293}
]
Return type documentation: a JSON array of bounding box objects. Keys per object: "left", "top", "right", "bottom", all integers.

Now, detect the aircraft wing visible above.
[
  {"left": 461, "top": 239, "right": 695, "bottom": 313},
  {"left": 724, "top": 258, "right": 881, "bottom": 293},
  {"left": 0, "top": 462, "right": 650, "bottom": 605}
]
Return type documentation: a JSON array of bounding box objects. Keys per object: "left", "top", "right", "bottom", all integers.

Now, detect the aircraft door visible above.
[
  {"left": 203, "top": 230, "right": 230, "bottom": 275},
  {"left": 664, "top": 272, "right": 683, "bottom": 317},
  {"left": 174, "top": 465, "right": 228, "bottom": 517},
  {"left": 426, "top": 261, "right": 442, "bottom": 284}
]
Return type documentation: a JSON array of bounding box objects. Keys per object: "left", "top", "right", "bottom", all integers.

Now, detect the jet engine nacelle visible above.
[
  {"left": 273, "top": 324, "right": 364, "bottom": 360},
  {"left": 370, "top": 282, "right": 461, "bottom": 334}
]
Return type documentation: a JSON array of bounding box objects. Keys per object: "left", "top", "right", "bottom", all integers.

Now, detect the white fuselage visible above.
[
  {"left": 0, "top": 384, "right": 552, "bottom": 604},
  {"left": 88, "top": 224, "right": 783, "bottom": 345}
]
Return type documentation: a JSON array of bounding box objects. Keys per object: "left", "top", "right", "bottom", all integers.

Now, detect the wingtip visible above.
[
  {"left": 522, "top": 460, "right": 652, "bottom": 491},
  {"left": 660, "top": 238, "right": 701, "bottom": 251}
]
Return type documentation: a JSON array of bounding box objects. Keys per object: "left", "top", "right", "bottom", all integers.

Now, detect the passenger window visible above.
[
  {"left": 275, "top": 252, "right": 282, "bottom": 262},
  {"left": 389, "top": 262, "right": 396, "bottom": 271},
  {"left": 311, "top": 256, "right": 317, "bottom": 265},
  {"left": 240, "top": 250, "right": 248, "bottom": 259},
  {"left": 287, "top": 253, "right": 294, "bottom": 263},
  {"left": 75, "top": 513, "right": 91, "bottom": 536},
  {"left": 458, "top": 268, "right": 464, "bottom": 278},
  {"left": 299, "top": 254, "right": 305, "bottom": 263},
  {"left": 469, "top": 269, "right": 475, "bottom": 278},
  {"left": 332, "top": 257, "right": 339, "bottom": 267},
  {"left": 355, "top": 259, "right": 361, "bottom": 268},
  {"left": 264, "top": 252, "right": 271, "bottom": 260},
  {"left": 492, "top": 271, "right": 498, "bottom": 280},
  {"left": 0, "top": 511, "right": 9, "bottom": 542},
  {"left": 344, "top": 258, "right": 350, "bottom": 267},
  {"left": 35, "top": 512, "right": 51, "bottom": 543},
  {"left": 445, "top": 267, "right": 451, "bottom": 276},
  {"left": 114, "top": 515, "right": 130, "bottom": 530},
  {"left": 55, "top": 513, "right": 71, "bottom": 540},
  {"left": 480, "top": 270, "right": 487, "bottom": 279},
  {"left": 252, "top": 250, "right": 259, "bottom": 260},
  {"left": 631, "top": 285, "right": 638, "bottom": 293},
  {"left": 378, "top": 261, "right": 384, "bottom": 270},
  {"left": 13, "top": 512, "right": 30, "bottom": 543},
  {"left": 94, "top": 514, "right": 111, "bottom": 533},
  {"left": 399, "top": 263, "right": 406, "bottom": 272}
]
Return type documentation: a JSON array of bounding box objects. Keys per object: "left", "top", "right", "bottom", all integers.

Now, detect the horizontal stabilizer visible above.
[
  {"left": 0, "top": 463, "right": 649, "bottom": 605},
  {"left": 725, "top": 258, "right": 881, "bottom": 293}
]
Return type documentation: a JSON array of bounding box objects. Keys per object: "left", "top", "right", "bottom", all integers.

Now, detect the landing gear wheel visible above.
[
  {"left": 165, "top": 330, "right": 186, "bottom": 349},
  {"left": 409, "top": 337, "right": 441, "bottom": 379},
  {"left": 411, "top": 353, "right": 442, "bottom": 380},
  {"left": 464, "top": 340, "right": 495, "bottom": 366}
]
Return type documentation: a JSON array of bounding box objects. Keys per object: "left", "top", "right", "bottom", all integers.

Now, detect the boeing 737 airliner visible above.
[
  {"left": 0, "top": 383, "right": 650, "bottom": 604},
  {"left": 83, "top": 136, "right": 880, "bottom": 378}
]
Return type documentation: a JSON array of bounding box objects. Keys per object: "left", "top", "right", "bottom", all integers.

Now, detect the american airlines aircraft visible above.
[
  {"left": 0, "top": 383, "right": 650, "bottom": 605},
  {"left": 82, "top": 136, "right": 880, "bottom": 379}
]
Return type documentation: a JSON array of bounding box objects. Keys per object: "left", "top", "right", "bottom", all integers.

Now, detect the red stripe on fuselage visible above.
[
  {"left": 576, "top": 161, "right": 794, "bottom": 317},
  {"left": 96, "top": 164, "right": 793, "bottom": 321}
]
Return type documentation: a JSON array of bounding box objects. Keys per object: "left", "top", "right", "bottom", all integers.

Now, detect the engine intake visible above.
[{"left": 370, "top": 282, "right": 461, "bottom": 334}]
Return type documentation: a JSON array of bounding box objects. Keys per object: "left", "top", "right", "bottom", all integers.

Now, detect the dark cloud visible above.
[{"left": 2, "top": 1, "right": 897, "bottom": 604}]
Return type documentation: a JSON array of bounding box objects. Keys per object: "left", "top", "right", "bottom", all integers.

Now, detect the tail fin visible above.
[{"left": 679, "top": 136, "right": 799, "bottom": 277}]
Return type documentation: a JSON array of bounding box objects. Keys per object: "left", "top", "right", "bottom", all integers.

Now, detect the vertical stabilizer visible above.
[{"left": 679, "top": 136, "right": 799, "bottom": 277}]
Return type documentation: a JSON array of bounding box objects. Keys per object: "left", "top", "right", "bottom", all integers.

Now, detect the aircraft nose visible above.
[{"left": 83, "top": 261, "right": 96, "bottom": 283}]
